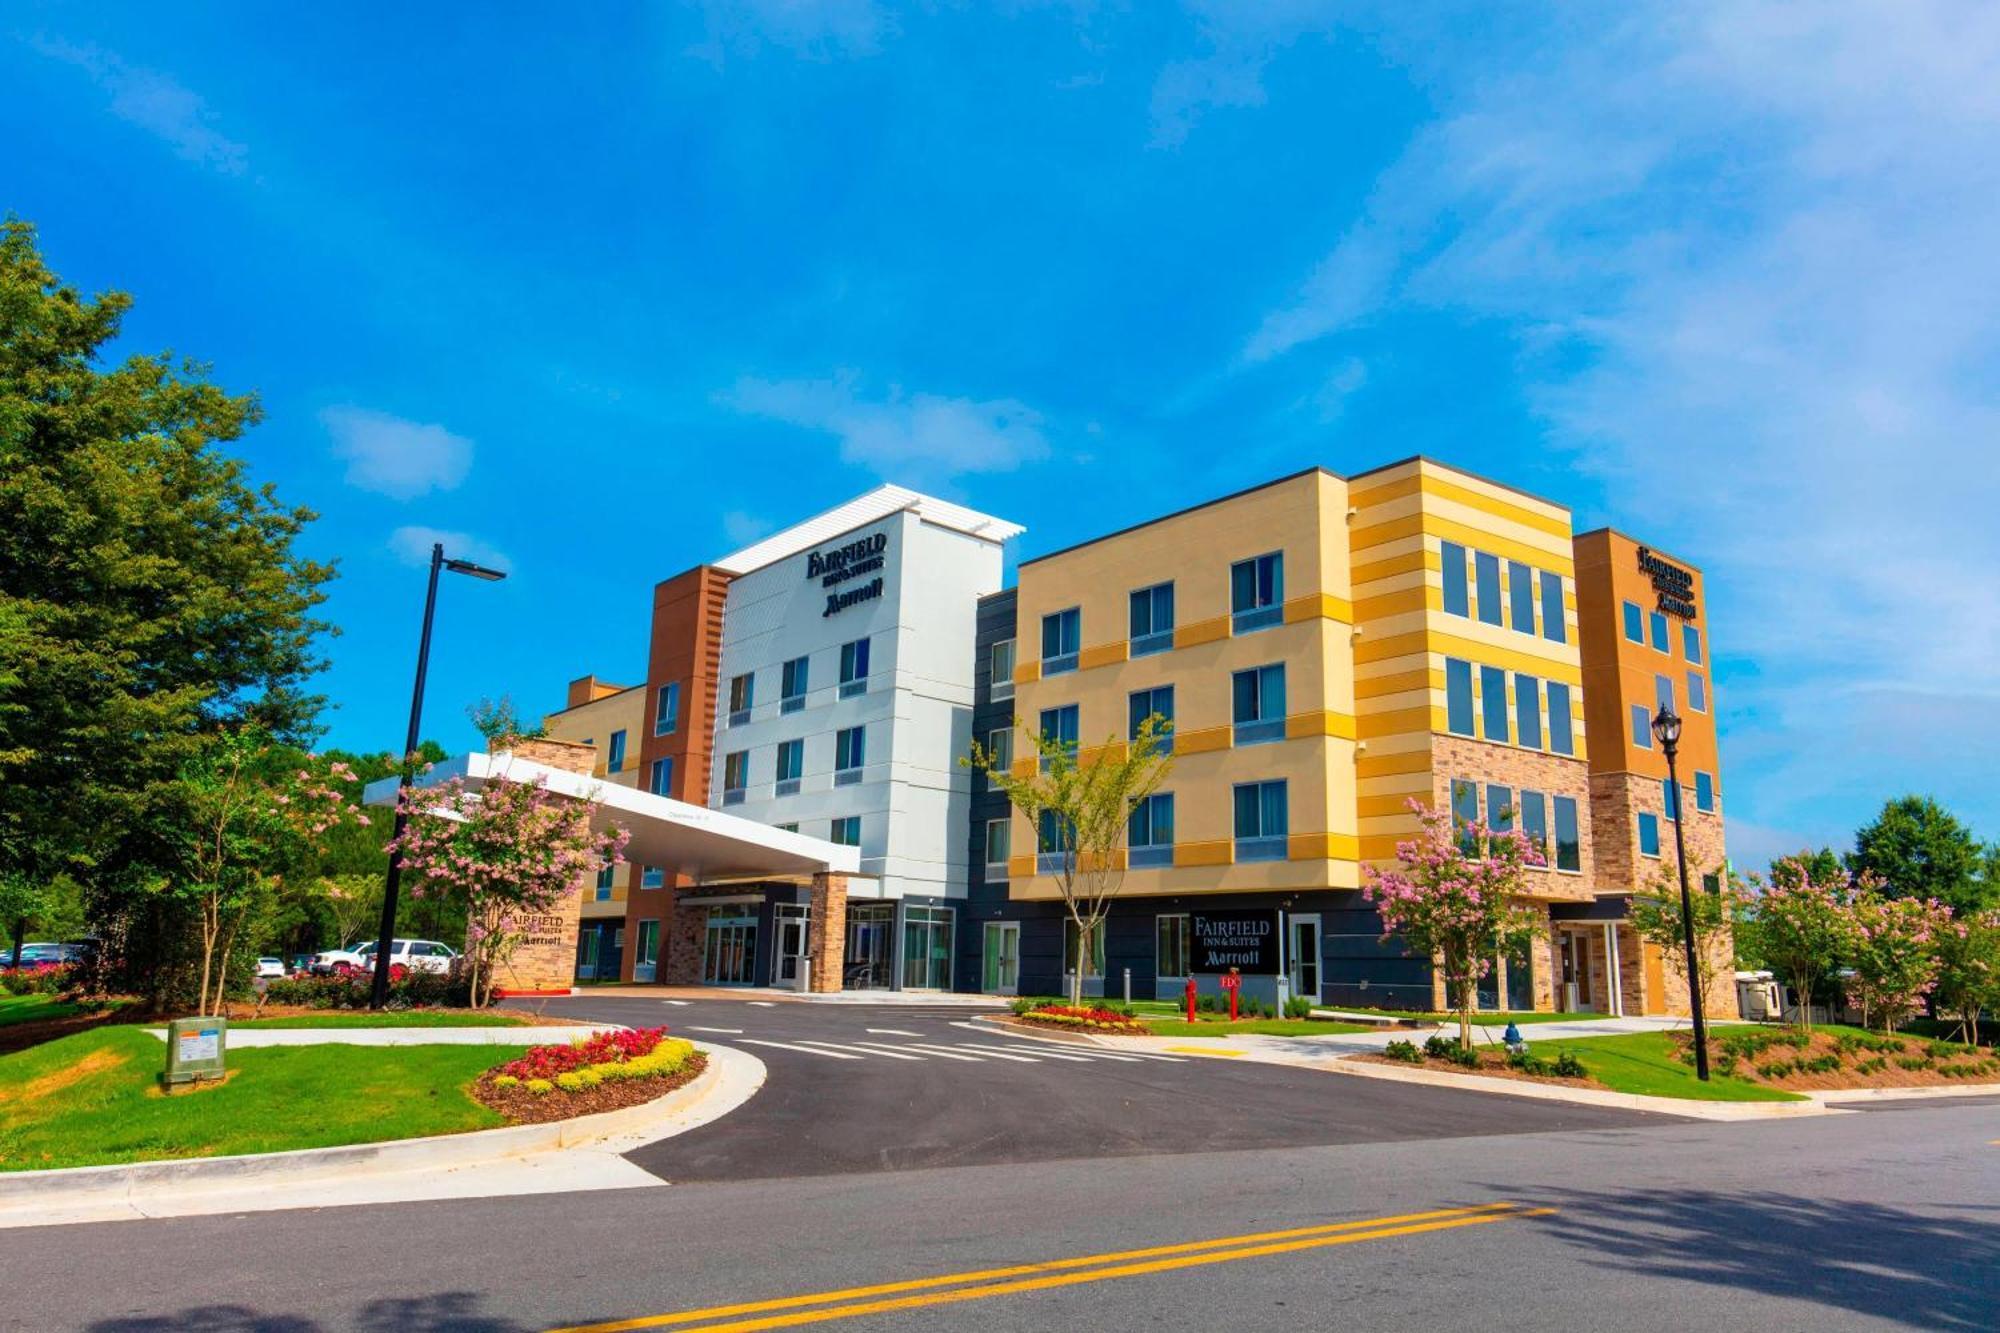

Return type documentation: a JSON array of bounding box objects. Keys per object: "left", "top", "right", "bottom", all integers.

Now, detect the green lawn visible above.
[
  {"left": 1143, "top": 1018, "right": 1374, "bottom": 1037},
  {"left": 233, "top": 1011, "right": 527, "bottom": 1029},
  {"left": 0, "top": 1026, "right": 511, "bottom": 1171},
  {"left": 1498, "top": 1028, "right": 1805, "bottom": 1103},
  {"left": 0, "top": 994, "right": 82, "bottom": 1027}
]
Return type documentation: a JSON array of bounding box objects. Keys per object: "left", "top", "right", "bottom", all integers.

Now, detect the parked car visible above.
[
  {"left": 255, "top": 957, "right": 287, "bottom": 979},
  {"left": 5, "top": 942, "right": 71, "bottom": 970},
  {"left": 311, "top": 938, "right": 458, "bottom": 980}
]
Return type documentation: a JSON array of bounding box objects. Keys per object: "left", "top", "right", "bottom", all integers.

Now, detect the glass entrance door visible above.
[
  {"left": 633, "top": 919, "right": 660, "bottom": 984},
  {"left": 773, "top": 904, "right": 811, "bottom": 990},
  {"left": 901, "top": 905, "right": 955, "bottom": 990},
  {"left": 845, "top": 902, "right": 895, "bottom": 989},
  {"left": 982, "top": 922, "right": 1020, "bottom": 994},
  {"left": 702, "top": 911, "right": 758, "bottom": 986},
  {"left": 1288, "top": 915, "right": 1320, "bottom": 1004}
]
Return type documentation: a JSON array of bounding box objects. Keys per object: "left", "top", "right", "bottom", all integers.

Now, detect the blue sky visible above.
[{"left": 9, "top": 2, "right": 1998, "bottom": 869}]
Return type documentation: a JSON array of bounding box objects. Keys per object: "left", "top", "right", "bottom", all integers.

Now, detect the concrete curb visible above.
[
  {"left": 0, "top": 1041, "right": 765, "bottom": 1227},
  {"left": 1811, "top": 1080, "right": 2000, "bottom": 1105},
  {"left": 1314, "top": 1055, "right": 1829, "bottom": 1121}
]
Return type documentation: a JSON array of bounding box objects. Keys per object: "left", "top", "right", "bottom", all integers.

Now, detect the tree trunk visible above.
[{"left": 8, "top": 917, "right": 22, "bottom": 969}]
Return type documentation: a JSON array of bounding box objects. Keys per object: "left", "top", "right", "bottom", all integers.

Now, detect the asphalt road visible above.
[{"left": 4, "top": 995, "right": 1995, "bottom": 1332}]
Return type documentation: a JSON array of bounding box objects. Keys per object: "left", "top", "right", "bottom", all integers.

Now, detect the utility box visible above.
[{"left": 162, "top": 1016, "right": 228, "bottom": 1088}]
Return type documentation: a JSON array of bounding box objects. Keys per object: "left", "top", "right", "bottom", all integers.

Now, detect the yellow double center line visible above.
[{"left": 549, "top": 1201, "right": 1551, "bottom": 1333}]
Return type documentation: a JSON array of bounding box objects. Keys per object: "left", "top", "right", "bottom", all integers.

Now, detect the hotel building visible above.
[
  {"left": 540, "top": 673, "right": 647, "bottom": 981},
  {"left": 553, "top": 459, "right": 1731, "bottom": 1016}
]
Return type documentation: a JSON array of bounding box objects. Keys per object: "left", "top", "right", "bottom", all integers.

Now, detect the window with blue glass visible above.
[
  {"left": 1441, "top": 541, "right": 1469, "bottom": 617},
  {"left": 1663, "top": 778, "right": 1680, "bottom": 820},
  {"left": 1553, "top": 796, "right": 1582, "bottom": 872},
  {"left": 606, "top": 729, "right": 626, "bottom": 773},
  {"left": 1688, "top": 671, "right": 1707, "bottom": 713},
  {"left": 1232, "top": 663, "right": 1286, "bottom": 744},
  {"left": 1445, "top": 658, "right": 1475, "bottom": 736},
  {"left": 1486, "top": 784, "right": 1515, "bottom": 831},
  {"left": 1656, "top": 674, "right": 1675, "bottom": 714},
  {"left": 1684, "top": 623, "right": 1704, "bottom": 665},
  {"left": 1230, "top": 552, "right": 1284, "bottom": 633},
  {"left": 1508, "top": 561, "right": 1535, "bottom": 634},
  {"left": 1622, "top": 601, "right": 1644, "bottom": 643},
  {"left": 1520, "top": 789, "right": 1549, "bottom": 860},
  {"left": 648, "top": 757, "right": 673, "bottom": 797},
  {"left": 1041, "top": 607, "right": 1081, "bottom": 673},
  {"left": 654, "top": 682, "right": 680, "bottom": 736},
  {"left": 1475, "top": 551, "right": 1503, "bottom": 627},
  {"left": 834, "top": 726, "right": 865, "bottom": 784},
  {"left": 595, "top": 865, "right": 614, "bottom": 900},
  {"left": 1129, "top": 685, "right": 1174, "bottom": 753},
  {"left": 780, "top": 656, "right": 809, "bottom": 713},
  {"left": 1480, "top": 664, "right": 1509, "bottom": 743},
  {"left": 1546, "top": 681, "right": 1574, "bottom": 756},
  {"left": 1631, "top": 704, "right": 1653, "bottom": 748},
  {"left": 641, "top": 866, "right": 664, "bottom": 889},
  {"left": 1233, "top": 780, "right": 1288, "bottom": 861},
  {"left": 722, "top": 750, "right": 748, "bottom": 804},
  {"left": 1039, "top": 704, "right": 1079, "bottom": 768},
  {"left": 830, "top": 815, "right": 861, "bottom": 847},
  {"left": 1129, "top": 582, "right": 1175, "bottom": 655},
  {"left": 1638, "top": 811, "right": 1661, "bottom": 857},
  {"left": 1649, "top": 610, "right": 1669, "bottom": 652},
  {"left": 1451, "top": 778, "right": 1480, "bottom": 852},
  {"left": 775, "top": 739, "right": 803, "bottom": 795},
  {"left": 727, "top": 672, "right": 754, "bottom": 726},
  {"left": 839, "top": 638, "right": 870, "bottom": 697},
  {"left": 1695, "top": 770, "right": 1715, "bottom": 813},
  {"left": 1513, "top": 675, "right": 1542, "bottom": 750},
  {"left": 1128, "top": 793, "right": 1174, "bottom": 868},
  {"left": 1539, "top": 570, "right": 1566, "bottom": 643},
  {"left": 1037, "top": 808, "right": 1076, "bottom": 873}
]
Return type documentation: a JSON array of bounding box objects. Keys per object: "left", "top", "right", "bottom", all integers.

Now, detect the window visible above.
[
  {"left": 1486, "top": 784, "right": 1515, "bottom": 831},
  {"left": 1649, "top": 610, "right": 1669, "bottom": 652},
  {"left": 1684, "top": 624, "right": 1704, "bottom": 665},
  {"left": 839, "top": 637, "right": 871, "bottom": 698},
  {"left": 1232, "top": 663, "right": 1287, "bottom": 744},
  {"left": 1553, "top": 796, "right": 1581, "bottom": 872},
  {"left": 1473, "top": 551, "right": 1503, "bottom": 627},
  {"left": 1233, "top": 780, "right": 1289, "bottom": 861},
  {"left": 1230, "top": 551, "right": 1285, "bottom": 632},
  {"left": 1129, "top": 685, "right": 1175, "bottom": 753},
  {"left": 606, "top": 730, "right": 626, "bottom": 773},
  {"left": 1663, "top": 778, "right": 1680, "bottom": 820},
  {"left": 1157, "top": 914, "right": 1190, "bottom": 979},
  {"left": 834, "top": 726, "right": 865, "bottom": 785},
  {"left": 777, "top": 823, "right": 798, "bottom": 834},
  {"left": 1450, "top": 778, "right": 1480, "bottom": 829},
  {"left": 1520, "top": 790, "right": 1549, "bottom": 860},
  {"left": 1655, "top": 674, "right": 1675, "bottom": 714},
  {"left": 1041, "top": 607, "right": 1081, "bottom": 673},
  {"left": 1037, "top": 809, "right": 1076, "bottom": 873},
  {"left": 775, "top": 739, "right": 803, "bottom": 795},
  {"left": 1702, "top": 872, "right": 1721, "bottom": 896},
  {"left": 1508, "top": 560, "right": 1535, "bottom": 634},
  {"left": 1539, "top": 570, "right": 1566, "bottom": 644},
  {"left": 722, "top": 750, "right": 748, "bottom": 804},
  {"left": 830, "top": 816, "right": 861, "bottom": 847},
  {"left": 727, "top": 672, "right": 754, "bottom": 727},
  {"left": 1040, "top": 704, "right": 1079, "bottom": 768},
  {"left": 1445, "top": 658, "right": 1475, "bottom": 736},
  {"left": 1440, "top": 541, "right": 1469, "bottom": 617},
  {"left": 648, "top": 757, "right": 673, "bottom": 797},
  {"left": 989, "top": 639, "right": 1015, "bottom": 701},
  {"left": 1128, "top": 793, "right": 1174, "bottom": 868},
  {"left": 983, "top": 818, "right": 1011, "bottom": 873},
  {"left": 1546, "top": 681, "right": 1574, "bottom": 756},
  {"left": 1695, "top": 770, "right": 1715, "bottom": 813},
  {"left": 1622, "top": 600, "right": 1644, "bottom": 644},
  {"left": 1129, "top": 582, "right": 1175, "bottom": 655},
  {"left": 641, "top": 866, "right": 664, "bottom": 890},
  {"left": 780, "top": 656, "right": 809, "bottom": 713},
  {"left": 596, "top": 865, "right": 614, "bottom": 899},
  {"left": 1480, "top": 664, "right": 1509, "bottom": 743},
  {"left": 1515, "top": 673, "right": 1543, "bottom": 750},
  {"left": 654, "top": 682, "right": 680, "bottom": 736},
  {"left": 1688, "top": 671, "right": 1708, "bottom": 713},
  {"left": 1638, "top": 811, "right": 1662, "bottom": 857},
  {"left": 985, "top": 727, "right": 1013, "bottom": 774},
  {"left": 1631, "top": 704, "right": 1653, "bottom": 748}
]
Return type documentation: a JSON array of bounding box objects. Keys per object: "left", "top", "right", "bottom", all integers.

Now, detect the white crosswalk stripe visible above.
[
  {"left": 661, "top": 999, "right": 691, "bottom": 1006},
  {"left": 740, "top": 1039, "right": 863, "bottom": 1060},
  {"left": 953, "top": 1043, "right": 1096, "bottom": 1062},
  {"left": 862, "top": 1042, "right": 985, "bottom": 1062},
  {"left": 685, "top": 1026, "right": 744, "bottom": 1035},
  {"left": 795, "top": 1040, "right": 924, "bottom": 1060},
  {"left": 925, "top": 1043, "right": 1041, "bottom": 1063}
]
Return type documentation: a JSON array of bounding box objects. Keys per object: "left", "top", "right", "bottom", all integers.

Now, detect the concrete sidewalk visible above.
[
  {"left": 143, "top": 1023, "right": 622, "bottom": 1047},
  {"left": 555, "top": 985, "right": 1006, "bottom": 1007}
]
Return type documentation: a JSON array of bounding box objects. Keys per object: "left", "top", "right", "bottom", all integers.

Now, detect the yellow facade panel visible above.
[
  {"left": 1013, "top": 660, "right": 1042, "bottom": 685},
  {"left": 1283, "top": 592, "right": 1354, "bottom": 625},
  {"left": 1353, "top": 586, "right": 1437, "bottom": 621},
  {"left": 1175, "top": 615, "right": 1230, "bottom": 649},
  {"left": 1078, "top": 641, "right": 1128, "bottom": 671},
  {"left": 1350, "top": 547, "right": 1439, "bottom": 588},
  {"left": 1354, "top": 667, "right": 1437, "bottom": 698},
  {"left": 1287, "top": 832, "right": 1362, "bottom": 861},
  {"left": 1174, "top": 840, "right": 1234, "bottom": 868},
  {"left": 1286, "top": 710, "right": 1359, "bottom": 741},
  {"left": 1356, "top": 749, "right": 1433, "bottom": 779},
  {"left": 1176, "top": 724, "right": 1232, "bottom": 755}
]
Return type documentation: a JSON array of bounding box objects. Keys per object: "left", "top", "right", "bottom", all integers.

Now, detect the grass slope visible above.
[
  {"left": 0, "top": 994, "right": 83, "bottom": 1027},
  {"left": 0, "top": 1027, "right": 510, "bottom": 1171},
  {"left": 1509, "top": 1029, "right": 1804, "bottom": 1102}
]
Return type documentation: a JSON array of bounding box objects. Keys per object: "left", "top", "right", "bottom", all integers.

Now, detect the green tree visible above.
[
  {"left": 968, "top": 715, "right": 1174, "bottom": 1008},
  {"left": 467, "top": 695, "right": 545, "bottom": 744},
  {"left": 1933, "top": 909, "right": 2000, "bottom": 1045},
  {"left": 1750, "top": 853, "right": 1862, "bottom": 1030},
  {"left": 1848, "top": 796, "right": 1989, "bottom": 916},
  {"left": 0, "top": 218, "right": 334, "bottom": 920},
  {"left": 1628, "top": 865, "right": 1742, "bottom": 1034}
]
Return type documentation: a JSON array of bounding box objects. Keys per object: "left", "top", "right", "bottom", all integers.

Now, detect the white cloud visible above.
[
  {"left": 322, "top": 406, "right": 474, "bottom": 500},
  {"left": 32, "top": 37, "right": 248, "bottom": 175},
  {"left": 722, "top": 510, "right": 773, "bottom": 545},
  {"left": 687, "top": 0, "right": 892, "bottom": 61},
  {"left": 723, "top": 371, "right": 1052, "bottom": 488},
  {"left": 1239, "top": 2, "right": 2000, "bottom": 859},
  {"left": 387, "top": 527, "right": 512, "bottom": 576}
]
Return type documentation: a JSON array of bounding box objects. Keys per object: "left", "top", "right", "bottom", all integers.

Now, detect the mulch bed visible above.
[
  {"left": 1354, "top": 1049, "right": 1596, "bottom": 1088},
  {"left": 471, "top": 1051, "right": 708, "bottom": 1125},
  {"left": 994, "top": 1015, "right": 1144, "bottom": 1041},
  {"left": 1702, "top": 1030, "right": 2000, "bottom": 1092}
]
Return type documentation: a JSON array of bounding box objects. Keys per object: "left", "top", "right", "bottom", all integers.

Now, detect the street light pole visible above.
[
  {"left": 1653, "top": 704, "right": 1709, "bottom": 1081},
  {"left": 370, "top": 542, "right": 505, "bottom": 1010}
]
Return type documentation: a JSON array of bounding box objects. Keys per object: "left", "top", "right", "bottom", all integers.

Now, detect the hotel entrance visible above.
[
  {"left": 845, "top": 901, "right": 895, "bottom": 989},
  {"left": 702, "top": 906, "right": 758, "bottom": 986},
  {"left": 773, "top": 902, "right": 810, "bottom": 990}
]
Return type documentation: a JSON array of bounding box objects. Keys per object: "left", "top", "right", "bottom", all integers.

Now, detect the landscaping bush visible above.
[
  {"left": 1384, "top": 1039, "right": 1422, "bottom": 1063},
  {"left": 496, "top": 1027, "right": 677, "bottom": 1082},
  {"left": 1423, "top": 1034, "right": 1461, "bottom": 1059},
  {"left": 1017, "top": 1003, "right": 1146, "bottom": 1032},
  {"left": 1506, "top": 1048, "right": 1551, "bottom": 1076},
  {"left": 1, "top": 964, "right": 75, "bottom": 995},
  {"left": 1552, "top": 1051, "right": 1586, "bottom": 1079},
  {"left": 1284, "top": 996, "right": 1315, "bottom": 1020},
  {"left": 261, "top": 971, "right": 471, "bottom": 1010}
]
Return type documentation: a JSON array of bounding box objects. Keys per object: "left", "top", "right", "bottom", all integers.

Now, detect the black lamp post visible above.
[
  {"left": 1651, "top": 704, "right": 1709, "bottom": 1080},
  {"left": 370, "top": 542, "right": 506, "bottom": 1010}
]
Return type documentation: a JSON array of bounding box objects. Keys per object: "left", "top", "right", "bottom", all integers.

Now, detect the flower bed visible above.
[
  {"left": 472, "top": 1026, "right": 705, "bottom": 1123},
  {"left": 1012, "top": 1003, "right": 1147, "bottom": 1033}
]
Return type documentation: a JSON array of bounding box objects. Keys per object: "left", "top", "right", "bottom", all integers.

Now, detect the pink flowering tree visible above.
[
  {"left": 1364, "top": 799, "right": 1546, "bottom": 1049},
  {"left": 388, "top": 770, "right": 627, "bottom": 1007},
  {"left": 1933, "top": 909, "right": 2000, "bottom": 1045},
  {"left": 1747, "top": 854, "right": 1862, "bottom": 1030},
  {"left": 148, "top": 729, "right": 370, "bottom": 1015},
  {"left": 1847, "top": 893, "right": 1950, "bottom": 1032}
]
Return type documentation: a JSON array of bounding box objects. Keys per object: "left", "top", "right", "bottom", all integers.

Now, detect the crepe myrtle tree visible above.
[
  {"left": 1365, "top": 799, "right": 1546, "bottom": 1051},
  {"left": 388, "top": 766, "right": 627, "bottom": 1007},
  {"left": 1628, "top": 865, "right": 1744, "bottom": 1035},
  {"left": 1933, "top": 908, "right": 2000, "bottom": 1045},
  {"left": 967, "top": 714, "right": 1173, "bottom": 1008},
  {"left": 1846, "top": 892, "right": 1950, "bottom": 1033},
  {"left": 1749, "top": 853, "right": 1864, "bottom": 1031}
]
